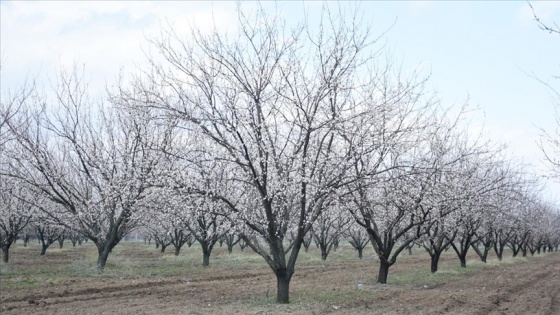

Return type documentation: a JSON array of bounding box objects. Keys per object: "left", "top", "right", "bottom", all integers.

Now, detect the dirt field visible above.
[{"left": 1, "top": 241, "right": 558, "bottom": 314}]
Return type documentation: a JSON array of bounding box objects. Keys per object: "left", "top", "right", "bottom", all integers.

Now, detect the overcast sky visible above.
[{"left": 1, "top": 1, "right": 559, "bottom": 199}]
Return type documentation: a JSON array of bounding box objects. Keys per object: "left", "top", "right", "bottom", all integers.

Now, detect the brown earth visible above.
[{"left": 1, "top": 242, "right": 558, "bottom": 314}]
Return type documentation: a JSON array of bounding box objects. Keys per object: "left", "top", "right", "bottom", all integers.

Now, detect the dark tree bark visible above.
[
  {"left": 35, "top": 224, "right": 63, "bottom": 257},
  {"left": 312, "top": 227, "right": 337, "bottom": 261},
  {"left": 40, "top": 244, "right": 48, "bottom": 255},
  {"left": 507, "top": 232, "right": 528, "bottom": 258},
  {"left": 169, "top": 228, "right": 191, "bottom": 256},
  {"left": 2, "top": 245, "right": 10, "bottom": 263},
  {"left": 302, "top": 234, "right": 313, "bottom": 253},
  {"left": 275, "top": 268, "right": 293, "bottom": 304},
  {"left": 239, "top": 239, "right": 248, "bottom": 251},
  {"left": 347, "top": 229, "right": 370, "bottom": 260},
  {"left": 57, "top": 234, "right": 66, "bottom": 249},
  {"left": 422, "top": 229, "right": 457, "bottom": 273},
  {"left": 451, "top": 229, "right": 476, "bottom": 268},
  {"left": 223, "top": 234, "right": 241, "bottom": 254},
  {"left": 471, "top": 233, "right": 493, "bottom": 263},
  {"left": 22, "top": 233, "right": 30, "bottom": 247},
  {"left": 493, "top": 240, "right": 506, "bottom": 261}
]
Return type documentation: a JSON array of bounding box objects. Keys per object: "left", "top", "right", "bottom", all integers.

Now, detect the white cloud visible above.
[{"left": 0, "top": 1, "right": 237, "bottom": 91}]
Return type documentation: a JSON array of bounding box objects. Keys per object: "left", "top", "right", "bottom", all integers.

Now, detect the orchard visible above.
[{"left": 1, "top": 2, "right": 559, "bottom": 313}]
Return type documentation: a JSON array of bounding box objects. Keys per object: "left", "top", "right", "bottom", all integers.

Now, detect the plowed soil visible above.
[{"left": 1, "top": 242, "right": 558, "bottom": 314}]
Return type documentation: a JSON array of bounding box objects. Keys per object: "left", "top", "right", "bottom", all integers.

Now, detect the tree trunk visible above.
[
  {"left": 320, "top": 244, "right": 328, "bottom": 260},
  {"left": 377, "top": 260, "right": 390, "bottom": 284},
  {"left": 58, "top": 239, "right": 64, "bottom": 249},
  {"left": 408, "top": 246, "right": 413, "bottom": 255},
  {"left": 430, "top": 253, "right": 440, "bottom": 273},
  {"left": 459, "top": 255, "right": 466, "bottom": 268},
  {"left": 275, "top": 269, "right": 293, "bottom": 304},
  {"left": 174, "top": 245, "right": 181, "bottom": 256},
  {"left": 40, "top": 244, "right": 48, "bottom": 255},
  {"left": 160, "top": 243, "right": 167, "bottom": 253},
  {"left": 97, "top": 249, "right": 110, "bottom": 272},
  {"left": 472, "top": 242, "right": 491, "bottom": 263},
  {"left": 227, "top": 244, "right": 234, "bottom": 254},
  {"left": 512, "top": 244, "right": 520, "bottom": 257},
  {"left": 202, "top": 251, "right": 210, "bottom": 267},
  {"left": 2, "top": 246, "right": 9, "bottom": 263},
  {"left": 494, "top": 243, "right": 504, "bottom": 261},
  {"left": 451, "top": 241, "right": 469, "bottom": 268}
]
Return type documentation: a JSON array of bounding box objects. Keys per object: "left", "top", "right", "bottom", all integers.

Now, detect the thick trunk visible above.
[
  {"left": 2, "top": 246, "right": 9, "bottom": 263},
  {"left": 200, "top": 239, "right": 215, "bottom": 266},
  {"left": 459, "top": 255, "right": 467, "bottom": 268},
  {"left": 408, "top": 246, "right": 413, "bottom": 255},
  {"left": 494, "top": 243, "right": 504, "bottom": 261},
  {"left": 430, "top": 253, "right": 440, "bottom": 273},
  {"left": 97, "top": 248, "right": 110, "bottom": 272},
  {"left": 174, "top": 245, "right": 181, "bottom": 256},
  {"left": 40, "top": 244, "right": 48, "bottom": 255},
  {"left": 319, "top": 243, "right": 329, "bottom": 260},
  {"left": 377, "top": 260, "right": 390, "bottom": 284},
  {"left": 472, "top": 242, "right": 491, "bottom": 263},
  {"left": 202, "top": 251, "right": 210, "bottom": 267},
  {"left": 451, "top": 241, "right": 469, "bottom": 268},
  {"left": 160, "top": 244, "right": 167, "bottom": 253},
  {"left": 357, "top": 248, "right": 363, "bottom": 259},
  {"left": 275, "top": 269, "right": 293, "bottom": 304},
  {"left": 58, "top": 239, "right": 64, "bottom": 249},
  {"left": 227, "top": 244, "right": 234, "bottom": 254},
  {"left": 512, "top": 244, "right": 519, "bottom": 257}
]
